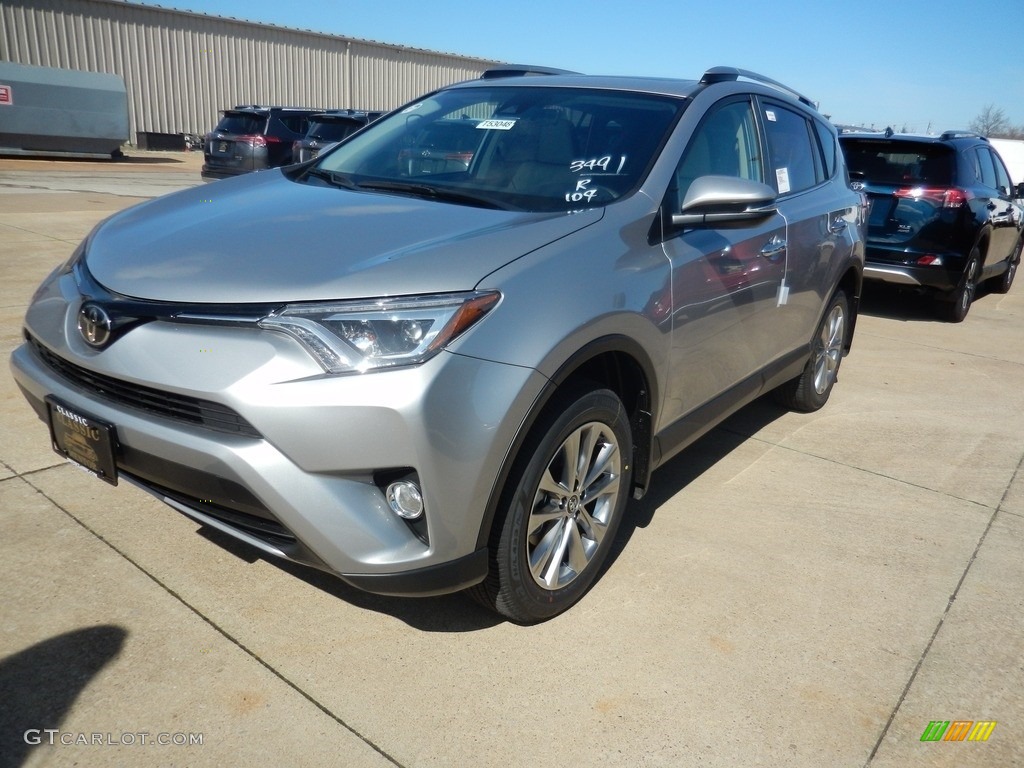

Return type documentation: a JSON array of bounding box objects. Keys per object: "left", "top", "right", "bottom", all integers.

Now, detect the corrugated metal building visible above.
[{"left": 0, "top": 0, "right": 499, "bottom": 143}]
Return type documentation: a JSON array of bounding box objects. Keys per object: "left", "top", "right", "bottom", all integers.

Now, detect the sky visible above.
[{"left": 131, "top": 0, "right": 1024, "bottom": 133}]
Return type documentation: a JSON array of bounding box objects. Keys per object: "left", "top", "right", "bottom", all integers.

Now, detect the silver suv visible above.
[{"left": 11, "top": 67, "right": 864, "bottom": 623}]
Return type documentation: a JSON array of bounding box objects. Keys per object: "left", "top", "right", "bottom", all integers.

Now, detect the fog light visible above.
[
  {"left": 916, "top": 255, "right": 943, "bottom": 266},
  {"left": 386, "top": 481, "right": 424, "bottom": 520}
]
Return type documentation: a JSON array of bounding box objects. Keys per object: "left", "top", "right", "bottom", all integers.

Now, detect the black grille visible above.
[{"left": 29, "top": 334, "right": 262, "bottom": 439}]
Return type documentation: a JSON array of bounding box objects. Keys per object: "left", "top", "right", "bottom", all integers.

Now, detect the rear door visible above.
[
  {"left": 974, "top": 145, "right": 1022, "bottom": 266},
  {"left": 759, "top": 99, "right": 855, "bottom": 356}
]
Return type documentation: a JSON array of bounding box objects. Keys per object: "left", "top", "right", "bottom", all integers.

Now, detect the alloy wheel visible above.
[
  {"left": 959, "top": 256, "right": 980, "bottom": 314},
  {"left": 812, "top": 303, "right": 846, "bottom": 395},
  {"left": 526, "top": 421, "right": 622, "bottom": 590}
]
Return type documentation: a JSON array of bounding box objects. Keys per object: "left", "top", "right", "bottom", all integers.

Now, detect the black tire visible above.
[
  {"left": 469, "top": 386, "right": 633, "bottom": 623},
  {"left": 774, "top": 290, "right": 848, "bottom": 413},
  {"left": 990, "top": 237, "right": 1021, "bottom": 295},
  {"left": 938, "top": 248, "right": 981, "bottom": 322}
]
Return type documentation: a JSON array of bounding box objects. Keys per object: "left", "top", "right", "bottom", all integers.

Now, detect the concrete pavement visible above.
[{"left": 1, "top": 153, "right": 1021, "bottom": 767}]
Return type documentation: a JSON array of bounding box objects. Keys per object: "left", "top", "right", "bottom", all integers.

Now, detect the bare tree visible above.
[{"left": 969, "top": 104, "right": 1011, "bottom": 137}]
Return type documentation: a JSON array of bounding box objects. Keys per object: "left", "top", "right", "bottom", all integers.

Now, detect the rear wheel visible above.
[
  {"left": 774, "top": 290, "right": 848, "bottom": 413},
  {"left": 938, "top": 248, "right": 981, "bottom": 322},
  {"left": 470, "top": 386, "right": 632, "bottom": 623}
]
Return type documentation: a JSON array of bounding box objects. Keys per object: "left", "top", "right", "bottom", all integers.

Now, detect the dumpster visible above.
[{"left": 0, "top": 61, "right": 129, "bottom": 159}]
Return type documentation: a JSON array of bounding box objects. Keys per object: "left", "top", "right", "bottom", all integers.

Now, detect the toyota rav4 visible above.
[
  {"left": 12, "top": 66, "right": 864, "bottom": 622},
  {"left": 840, "top": 130, "right": 1023, "bottom": 321}
]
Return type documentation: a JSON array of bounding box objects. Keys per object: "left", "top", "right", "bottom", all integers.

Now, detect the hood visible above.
[{"left": 85, "top": 170, "right": 603, "bottom": 303}]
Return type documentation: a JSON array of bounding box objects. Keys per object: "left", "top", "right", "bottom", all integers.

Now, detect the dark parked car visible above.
[
  {"left": 397, "top": 118, "right": 482, "bottom": 176},
  {"left": 202, "top": 105, "right": 319, "bottom": 180},
  {"left": 12, "top": 66, "right": 864, "bottom": 623},
  {"left": 291, "top": 110, "right": 381, "bottom": 163},
  {"left": 839, "top": 130, "right": 1024, "bottom": 321}
]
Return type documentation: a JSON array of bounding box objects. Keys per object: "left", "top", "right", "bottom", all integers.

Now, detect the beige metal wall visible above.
[{"left": 0, "top": 0, "right": 497, "bottom": 141}]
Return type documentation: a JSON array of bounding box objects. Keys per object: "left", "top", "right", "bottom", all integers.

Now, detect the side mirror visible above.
[
  {"left": 671, "top": 175, "right": 778, "bottom": 228},
  {"left": 1015, "top": 182, "right": 1024, "bottom": 200}
]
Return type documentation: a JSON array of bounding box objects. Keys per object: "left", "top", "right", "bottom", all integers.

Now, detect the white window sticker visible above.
[
  {"left": 777, "top": 280, "right": 790, "bottom": 307},
  {"left": 476, "top": 119, "right": 517, "bottom": 131},
  {"left": 776, "top": 167, "right": 791, "bottom": 194},
  {"left": 400, "top": 102, "right": 424, "bottom": 114},
  {"left": 765, "top": 110, "right": 777, "bottom": 122}
]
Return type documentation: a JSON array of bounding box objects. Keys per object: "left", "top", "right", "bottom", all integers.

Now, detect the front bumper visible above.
[{"left": 10, "top": 274, "right": 546, "bottom": 596}]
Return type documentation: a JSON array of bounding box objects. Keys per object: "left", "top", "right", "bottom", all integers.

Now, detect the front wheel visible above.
[
  {"left": 774, "top": 290, "right": 848, "bottom": 413},
  {"left": 470, "top": 387, "right": 633, "bottom": 623},
  {"left": 990, "top": 237, "right": 1021, "bottom": 295}
]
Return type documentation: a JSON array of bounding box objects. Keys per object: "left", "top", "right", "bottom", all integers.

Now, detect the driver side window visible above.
[{"left": 673, "top": 98, "right": 762, "bottom": 209}]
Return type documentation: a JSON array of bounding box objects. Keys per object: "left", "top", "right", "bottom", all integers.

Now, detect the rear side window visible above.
[
  {"left": 992, "top": 151, "right": 1013, "bottom": 196},
  {"left": 761, "top": 103, "right": 819, "bottom": 194},
  {"left": 841, "top": 140, "right": 954, "bottom": 185},
  {"left": 814, "top": 119, "right": 837, "bottom": 179},
  {"left": 974, "top": 147, "right": 998, "bottom": 188},
  {"left": 974, "top": 147, "right": 1011, "bottom": 195}
]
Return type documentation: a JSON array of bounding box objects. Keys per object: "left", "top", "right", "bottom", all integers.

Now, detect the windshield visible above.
[{"left": 313, "top": 85, "right": 684, "bottom": 212}]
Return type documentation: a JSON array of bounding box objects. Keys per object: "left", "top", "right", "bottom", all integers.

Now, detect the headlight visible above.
[
  {"left": 258, "top": 291, "right": 500, "bottom": 374},
  {"left": 31, "top": 234, "right": 91, "bottom": 303}
]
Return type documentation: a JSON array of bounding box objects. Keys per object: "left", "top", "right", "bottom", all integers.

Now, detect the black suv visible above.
[
  {"left": 839, "top": 130, "right": 1024, "bottom": 321},
  {"left": 202, "top": 106, "right": 320, "bottom": 181},
  {"left": 291, "top": 110, "right": 381, "bottom": 164}
]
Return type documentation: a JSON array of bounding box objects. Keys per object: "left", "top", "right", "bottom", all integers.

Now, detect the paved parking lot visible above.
[{"left": 1, "top": 153, "right": 1021, "bottom": 768}]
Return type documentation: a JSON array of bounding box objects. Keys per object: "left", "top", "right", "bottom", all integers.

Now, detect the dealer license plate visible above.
[{"left": 46, "top": 396, "right": 118, "bottom": 485}]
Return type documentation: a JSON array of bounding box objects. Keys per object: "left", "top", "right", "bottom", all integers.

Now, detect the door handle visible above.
[{"left": 760, "top": 236, "right": 786, "bottom": 262}]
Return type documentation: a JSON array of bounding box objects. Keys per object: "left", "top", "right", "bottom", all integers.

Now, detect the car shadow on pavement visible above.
[
  {"left": 0, "top": 625, "right": 128, "bottom": 768},
  {"left": 116, "top": 154, "right": 196, "bottom": 165},
  {"left": 608, "top": 394, "right": 792, "bottom": 564},
  {"left": 859, "top": 281, "right": 998, "bottom": 322},
  {"left": 195, "top": 396, "right": 792, "bottom": 632},
  {"left": 0, "top": 153, "right": 193, "bottom": 169},
  {"left": 195, "top": 526, "right": 504, "bottom": 632},
  {"left": 858, "top": 283, "right": 939, "bottom": 321}
]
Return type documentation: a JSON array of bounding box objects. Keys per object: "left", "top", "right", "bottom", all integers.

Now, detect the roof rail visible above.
[
  {"left": 939, "top": 130, "right": 987, "bottom": 141},
  {"left": 699, "top": 66, "right": 816, "bottom": 108},
  {"left": 481, "top": 65, "right": 579, "bottom": 79}
]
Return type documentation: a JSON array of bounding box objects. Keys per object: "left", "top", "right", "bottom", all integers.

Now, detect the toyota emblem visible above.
[{"left": 78, "top": 303, "right": 112, "bottom": 347}]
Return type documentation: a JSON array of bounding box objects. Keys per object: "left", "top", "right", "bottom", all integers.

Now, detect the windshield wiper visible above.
[
  {"left": 355, "top": 180, "right": 506, "bottom": 210},
  {"left": 306, "top": 172, "right": 508, "bottom": 209},
  {"left": 306, "top": 168, "right": 359, "bottom": 190}
]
